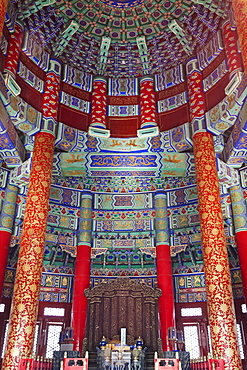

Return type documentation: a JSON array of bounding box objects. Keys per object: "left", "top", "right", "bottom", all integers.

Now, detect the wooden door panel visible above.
[{"left": 85, "top": 278, "right": 161, "bottom": 351}]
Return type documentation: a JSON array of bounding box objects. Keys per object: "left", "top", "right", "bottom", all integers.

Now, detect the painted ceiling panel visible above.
[
  {"left": 51, "top": 151, "right": 195, "bottom": 177},
  {"left": 14, "top": 0, "right": 230, "bottom": 76}
]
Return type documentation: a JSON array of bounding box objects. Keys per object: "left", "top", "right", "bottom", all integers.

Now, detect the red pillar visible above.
[
  {"left": 139, "top": 76, "right": 157, "bottom": 130},
  {"left": 236, "top": 232, "right": 247, "bottom": 297},
  {"left": 193, "top": 132, "right": 241, "bottom": 369},
  {"left": 90, "top": 77, "right": 107, "bottom": 130},
  {"left": 231, "top": 1, "right": 247, "bottom": 308},
  {"left": 0, "top": 231, "right": 11, "bottom": 296},
  {"left": 71, "top": 193, "right": 92, "bottom": 352},
  {"left": 0, "top": 0, "right": 8, "bottom": 39},
  {"left": 71, "top": 244, "right": 91, "bottom": 351},
  {"left": 156, "top": 244, "right": 175, "bottom": 350},
  {"left": 186, "top": 56, "right": 242, "bottom": 368},
  {"left": 222, "top": 21, "right": 242, "bottom": 77},
  {"left": 4, "top": 22, "right": 23, "bottom": 77},
  {"left": 2, "top": 132, "right": 55, "bottom": 370},
  {"left": 232, "top": 0, "right": 247, "bottom": 75},
  {"left": 0, "top": 184, "right": 18, "bottom": 298},
  {"left": 2, "top": 58, "right": 61, "bottom": 370},
  {"left": 154, "top": 192, "right": 175, "bottom": 351},
  {"left": 229, "top": 185, "right": 247, "bottom": 302}
]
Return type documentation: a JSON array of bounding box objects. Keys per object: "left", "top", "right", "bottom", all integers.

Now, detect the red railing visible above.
[
  {"left": 154, "top": 358, "right": 180, "bottom": 370},
  {"left": 63, "top": 357, "right": 88, "bottom": 370},
  {"left": 190, "top": 358, "right": 224, "bottom": 370},
  {"left": 18, "top": 357, "right": 53, "bottom": 370},
  {"left": 208, "top": 359, "right": 225, "bottom": 370}
]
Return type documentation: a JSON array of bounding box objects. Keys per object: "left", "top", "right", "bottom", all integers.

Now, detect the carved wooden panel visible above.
[{"left": 85, "top": 278, "right": 161, "bottom": 351}]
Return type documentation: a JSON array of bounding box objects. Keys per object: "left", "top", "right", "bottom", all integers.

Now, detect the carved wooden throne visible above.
[{"left": 85, "top": 277, "right": 161, "bottom": 351}]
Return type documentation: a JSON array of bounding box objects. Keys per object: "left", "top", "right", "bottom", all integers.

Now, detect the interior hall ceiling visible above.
[{"left": 16, "top": 0, "right": 231, "bottom": 77}]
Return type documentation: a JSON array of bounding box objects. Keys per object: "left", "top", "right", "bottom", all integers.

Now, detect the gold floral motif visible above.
[
  {"left": 215, "top": 264, "right": 223, "bottom": 272},
  {"left": 25, "top": 326, "right": 33, "bottom": 334},
  {"left": 10, "top": 347, "right": 19, "bottom": 357},
  {"left": 212, "top": 326, "right": 221, "bottom": 334},
  {"left": 194, "top": 131, "right": 242, "bottom": 370},
  {"left": 3, "top": 132, "right": 56, "bottom": 370},
  {"left": 30, "top": 284, "right": 37, "bottom": 292},
  {"left": 220, "top": 303, "right": 228, "bottom": 312},
  {"left": 225, "top": 348, "right": 234, "bottom": 357},
  {"left": 22, "top": 264, "right": 30, "bottom": 272},
  {"left": 208, "top": 195, "right": 215, "bottom": 201},
  {"left": 208, "top": 284, "right": 215, "bottom": 292},
  {"left": 17, "top": 304, "right": 25, "bottom": 312},
  {"left": 232, "top": 0, "right": 247, "bottom": 72},
  {"left": 211, "top": 228, "right": 219, "bottom": 235}
]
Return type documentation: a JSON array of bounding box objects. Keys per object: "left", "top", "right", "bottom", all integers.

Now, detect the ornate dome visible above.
[{"left": 16, "top": 0, "right": 231, "bottom": 76}]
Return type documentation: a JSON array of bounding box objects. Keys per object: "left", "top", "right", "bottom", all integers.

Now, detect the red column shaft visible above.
[
  {"left": 193, "top": 132, "right": 242, "bottom": 369},
  {"left": 71, "top": 244, "right": 91, "bottom": 352},
  {"left": 140, "top": 77, "right": 157, "bottom": 129},
  {"left": 235, "top": 231, "right": 247, "bottom": 301},
  {"left": 2, "top": 58, "right": 60, "bottom": 370},
  {"left": 222, "top": 21, "right": 242, "bottom": 77},
  {"left": 232, "top": 0, "right": 247, "bottom": 75},
  {"left": 156, "top": 244, "right": 175, "bottom": 351},
  {"left": 0, "top": 183, "right": 18, "bottom": 298},
  {"left": 2, "top": 132, "right": 55, "bottom": 370},
  {"left": 0, "top": 230, "right": 11, "bottom": 297},
  {"left": 0, "top": 0, "right": 8, "bottom": 40},
  {"left": 90, "top": 77, "right": 107, "bottom": 129},
  {"left": 4, "top": 23, "right": 23, "bottom": 76},
  {"left": 229, "top": 185, "right": 247, "bottom": 304}
]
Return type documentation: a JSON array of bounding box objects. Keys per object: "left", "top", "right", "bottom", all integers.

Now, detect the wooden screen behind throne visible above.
[{"left": 85, "top": 277, "right": 161, "bottom": 351}]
